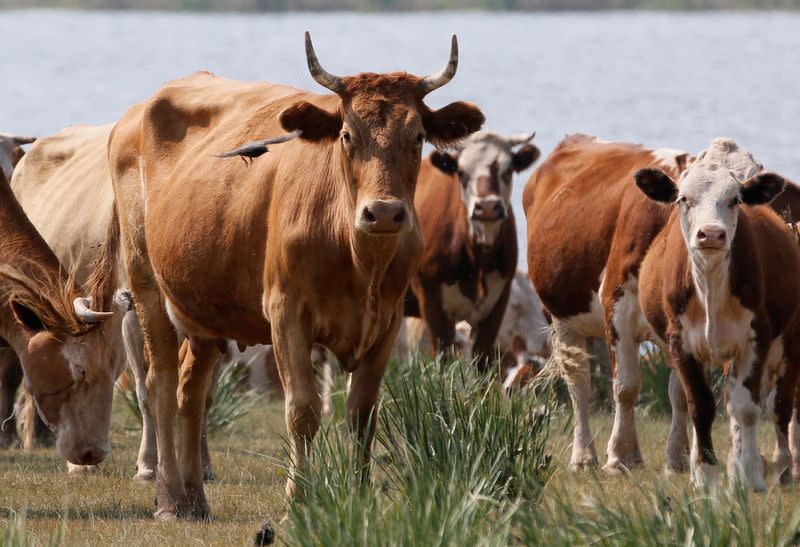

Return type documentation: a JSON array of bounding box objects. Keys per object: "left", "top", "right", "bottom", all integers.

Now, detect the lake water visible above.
[{"left": 1, "top": 10, "right": 798, "bottom": 266}]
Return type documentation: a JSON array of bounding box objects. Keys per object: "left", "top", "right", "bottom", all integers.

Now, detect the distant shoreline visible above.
[{"left": 3, "top": 1, "right": 799, "bottom": 12}]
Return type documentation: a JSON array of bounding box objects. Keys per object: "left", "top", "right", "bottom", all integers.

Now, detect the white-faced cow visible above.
[
  {"left": 636, "top": 138, "right": 800, "bottom": 491},
  {"left": 105, "top": 33, "right": 484, "bottom": 526},
  {"left": 406, "top": 131, "right": 540, "bottom": 369}
]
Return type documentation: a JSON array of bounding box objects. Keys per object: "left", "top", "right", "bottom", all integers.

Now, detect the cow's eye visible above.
[
  {"left": 416, "top": 133, "right": 425, "bottom": 145},
  {"left": 730, "top": 196, "right": 742, "bottom": 207},
  {"left": 677, "top": 195, "right": 691, "bottom": 208},
  {"left": 341, "top": 131, "right": 352, "bottom": 146}
]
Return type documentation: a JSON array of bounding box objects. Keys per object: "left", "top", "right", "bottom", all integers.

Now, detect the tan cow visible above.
[
  {"left": 406, "top": 132, "right": 540, "bottom": 369},
  {"left": 106, "top": 33, "right": 483, "bottom": 523},
  {"left": 524, "top": 134, "right": 693, "bottom": 472},
  {"left": 636, "top": 138, "right": 800, "bottom": 491},
  {"left": 0, "top": 174, "right": 128, "bottom": 465}
]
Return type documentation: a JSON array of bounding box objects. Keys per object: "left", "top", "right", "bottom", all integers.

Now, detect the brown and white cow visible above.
[
  {"left": 524, "top": 134, "right": 693, "bottom": 472},
  {"left": 636, "top": 138, "right": 800, "bottom": 491},
  {"left": 106, "top": 33, "right": 483, "bottom": 522},
  {"left": 0, "top": 174, "right": 129, "bottom": 465},
  {"left": 406, "top": 131, "right": 540, "bottom": 369}
]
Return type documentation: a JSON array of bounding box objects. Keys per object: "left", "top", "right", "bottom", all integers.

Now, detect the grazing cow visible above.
[
  {"left": 0, "top": 175, "right": 129, "bottom": 465},
  {"left": 524, "top": 134, "right": 693, "bottom": 472},
  {"left": 106, "top": 32, "right": 483, "bottom": 522},
  {"left": 0, "top": 132, "right": 37, "bottom": 447},
  {"left": 636, "top": 138, "right": 800, "bottom": 491},
  {"left": 406, "top": 131, "right": 540, "bottom": 369},
  {"left": 9, "top": 123, "right": 224, "bottom": 480}
]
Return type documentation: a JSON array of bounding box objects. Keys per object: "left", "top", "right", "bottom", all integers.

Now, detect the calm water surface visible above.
[{"left": 1, "top": 10, "right": 798, "bottom": 265}]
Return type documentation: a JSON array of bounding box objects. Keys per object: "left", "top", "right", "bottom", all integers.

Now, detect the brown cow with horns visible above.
[{"left": 106, "top": 32, "right": 484, "bottom": 525}]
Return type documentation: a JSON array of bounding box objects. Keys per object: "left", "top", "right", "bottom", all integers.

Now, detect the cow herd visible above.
[{"left": 1, "top": 32, "right": 799, "bottom": 538}]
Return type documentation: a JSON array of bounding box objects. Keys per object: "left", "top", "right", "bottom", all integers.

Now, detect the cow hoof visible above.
[
  {"left": 135, "top": 469, "right": 157, "bottom": 482},
  {"left": 254, "top": 521, "right": 276, "bottom": 546},
  {"left": 68, "top": 463, "right": 99, "bottom": 475},
  {"left": 569, "top": 448, "right": 598, "bottom": 471},
  {"left": 602, "top": 460, "right": 629, "bottom": 475},
  {"left": 691, "top": 462, "right": 719, "bottom": 489},
  {"left": 203, "top": 468, "right": 217, "bottom": 483},
  {"left": 154, "top": 508, "right": 182, "bottom": 521}
]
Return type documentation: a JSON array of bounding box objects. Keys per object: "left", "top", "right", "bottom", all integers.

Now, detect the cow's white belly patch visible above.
[
  {"left": 679, "top": 299, "right": 755, "bottom": 365},
  {"left": 441, "top": 272, "right": 507, "bottom": 325}
]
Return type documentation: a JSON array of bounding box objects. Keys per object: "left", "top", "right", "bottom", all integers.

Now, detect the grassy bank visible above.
[{"left": 2, "top": 356, "right": 800, "bottom": 545}]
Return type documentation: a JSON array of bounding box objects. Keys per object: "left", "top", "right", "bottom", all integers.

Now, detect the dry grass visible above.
[{"left": 3, "top": 363, "right": 800, "bottom": 545}]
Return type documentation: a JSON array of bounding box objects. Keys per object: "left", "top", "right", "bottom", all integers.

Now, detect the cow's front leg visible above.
[
  {"left": 670, "top": 341, "right": 717, "bottom": 488},
  {"left": 347, "top": 312, "right": 401, "bottom": 470},
  {"left": 416, "top": 282, "right": 456, "bottom": 355},
  {"left": 471, "top": 282, "right": 510, "bottom": 374},
  {"left": 177, "top": 338, "right": 220, "bottom": 519},
  {"left": 666, "top": 368, "right": 690, "bottom": 473},
  {"left": 270, "top": 295, "right": 319, "bottom": 500},
  {"left": 0, "top": 348, "right": 22, "bottom": 448},
  {"left": 726, "top": 342, "right": 767, "bottom": 492}
]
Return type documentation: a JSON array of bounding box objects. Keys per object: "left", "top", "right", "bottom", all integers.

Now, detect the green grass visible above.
[{"left": 3, "top": 355, "right": 800, "bottom": 545}]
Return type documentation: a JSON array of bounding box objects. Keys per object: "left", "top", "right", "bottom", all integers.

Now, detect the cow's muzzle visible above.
[
  {"left": 357, "top": 199, "right": 411, "bottom": 235},
  {"left": 696, "top": 225, "right": 727, "bottom": 251},
  {"left": 471, "top": 197, "right": 506, "bottom": 222}
]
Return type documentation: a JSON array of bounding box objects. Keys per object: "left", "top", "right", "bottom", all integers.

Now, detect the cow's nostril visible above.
[
  {"left": 363, "top": 209, "right": 377, "bottom": 223},
  {"left": 393, "top": 208, "right": 405, "bottom": 224},
  {"left": 698, "top": 230, "right": 707, "bottom": 240}
]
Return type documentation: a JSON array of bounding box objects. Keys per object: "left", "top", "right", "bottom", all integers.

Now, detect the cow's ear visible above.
[
  {"left": 634, "top": 168, "right": 678, "bottom": 203},
  {"left": 279, "top": 101, "right": 342, "bottom": 142},
  {"left": 513, "top": 144, "right": 541, "bottom": 172},
  {"left": 422, "top": 102, "right": 485, "bottom": 148},
  {"left": 430, "top": 150, "right": 458, "bottom": 175},
  {"left": 741, "top": 172, "right": 786, "bottom": 206},
  {"left": 11, "top": 300, "right": 47, "bottom": 334}
]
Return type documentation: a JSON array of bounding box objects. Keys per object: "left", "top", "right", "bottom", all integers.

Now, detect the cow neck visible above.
[
  {"left": 336, "top": 150, "right": 401, "bottom": 360},
  {"left": 688, "top": 247, "right": 732, "bottom": 367}
]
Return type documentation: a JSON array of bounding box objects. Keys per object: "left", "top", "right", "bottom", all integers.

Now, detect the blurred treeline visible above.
[{"left": 4, "top": 0, "right": 800, "bottom": 9}]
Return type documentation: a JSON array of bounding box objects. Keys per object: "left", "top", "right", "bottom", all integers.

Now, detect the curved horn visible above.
[
  {"left": 73, "top": 297, "right": 113, "bottom": 323},
  {"left": 420, "top": 35, "right": 459, "bottom": 95},
  {"left": 507, "top": 132, "right": 536, "bottom": 147},
  {"left": 305, "top": 31, "right": 344, "bottom": 94}
]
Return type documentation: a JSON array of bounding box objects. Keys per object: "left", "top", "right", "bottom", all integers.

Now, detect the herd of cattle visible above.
[{"left": 2, "top": 32, "right": 800, "bottom": 533}]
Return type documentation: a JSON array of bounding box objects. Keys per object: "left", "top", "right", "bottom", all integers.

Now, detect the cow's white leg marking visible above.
[
  {"left": 552, "top": 318, "right": 597, "bottom": 469},
  {"left": 604, "top": 278, "right": 643, "bottom": 472},
  {"left": 666, "top": 368, "right": 690, "bottom": 473},
  {"left": 790, "top": 414, "right": 800, "bottom": 479}
]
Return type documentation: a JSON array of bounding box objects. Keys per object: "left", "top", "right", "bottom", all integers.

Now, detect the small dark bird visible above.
[{"left": 213, "top": 130, "right": 302, "bottom": 166}]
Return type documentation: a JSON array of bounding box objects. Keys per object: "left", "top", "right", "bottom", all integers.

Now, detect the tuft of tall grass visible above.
[
  {"left": 281, "top": 355, "right": 555, "bottom": 545},
  {"left": 115, "top": 359, "right": 260, "bottom": 434},
  {"left": 0, "top": 510, "right": 66, "bottom": 546},
  {"left": 515, "top": 476, "right": 800, "bottom": 546}
]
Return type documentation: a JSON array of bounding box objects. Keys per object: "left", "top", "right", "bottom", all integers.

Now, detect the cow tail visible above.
[{"left": 84, "top": 201, "right": 121, "bottom": 312}]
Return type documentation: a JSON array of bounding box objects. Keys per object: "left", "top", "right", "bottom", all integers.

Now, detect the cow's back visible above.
[
  {"left": 11, "top": 124, "right": 114, "bottom": 283},
  {"left": 522, "top": 135, "right": 675, "bottom": 320},
  {"left": 108, "top": 72, "right": 373, "bottom": 345}
]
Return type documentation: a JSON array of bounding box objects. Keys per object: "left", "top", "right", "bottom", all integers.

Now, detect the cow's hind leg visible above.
[
  {"left": 136, "top": 291, "right": 185, "bottom": 519},
  {"left": 122, "top": 311, "right": 157, "bottom": 481},
  {"left": 200, "top": 358, "right": 221, "bottom": 482},
  {"left": 177, "top": 338, "right": 220, "bottom": 520},
  {"left": 666, "top": 368, "right": 690, "bottom": 473},
  {"left": 552, "top": 318, "right": 597, "bottom": 469},
  {"left": 0, "top": 348, "right": 22, "bottom": 448},
  {"left": 603, "top": 305, "right": 644, "bottom": 472}
]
